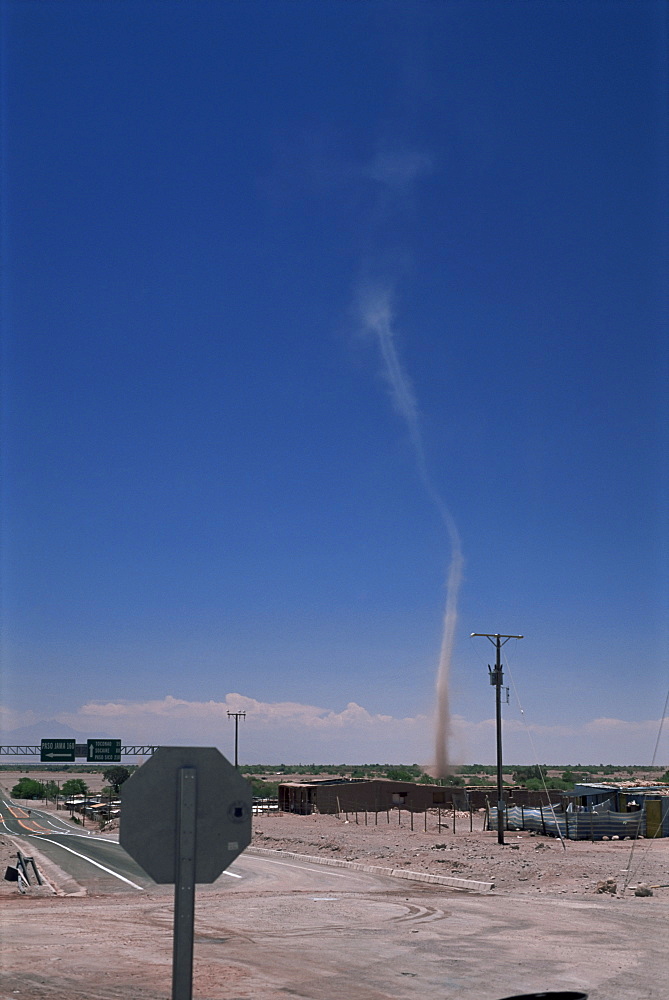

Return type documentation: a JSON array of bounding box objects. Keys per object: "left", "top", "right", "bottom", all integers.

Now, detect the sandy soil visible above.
[
  {"left": 251, "top": 809, "right": 669, "bottom": 897},
  {"left": 2, "top": 794, "right": 668, "bottom": 1000},
  {"left": 0, "top": 769, "right": 111, "bottom": 793}
]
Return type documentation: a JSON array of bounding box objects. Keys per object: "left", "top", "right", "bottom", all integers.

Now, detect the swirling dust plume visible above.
[{"left": 360, "top": 285, "right": 463, "bottom": 778}]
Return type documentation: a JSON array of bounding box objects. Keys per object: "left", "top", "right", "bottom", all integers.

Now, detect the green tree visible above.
[
  {"left": 512, "top": 765, "right": 546, "bottom": 786},
  {"left": 249, "top": 778, "right": 278, "bottom": 798},
  {"left": 11, "top": 777, "right": 44, "bottom": 799},
  {"left": 551, "top": 778, "right": 575, "bottom": 791},
  {"left": 102, "top": 766, "right": 131, "bottom": 794},
  {"left": 385, "top": 767, "right": 416, "bottom": 782},
  {"left": 62, "top": 778, "right": 89, "bottom": 796},
  {"left": 43, "top": 780, "right": 60, "bottom": 801}
]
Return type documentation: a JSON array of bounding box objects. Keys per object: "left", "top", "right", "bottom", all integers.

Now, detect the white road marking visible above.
[
  {"left": 251, "top": 856, "right": 357, "bottom": 879},
  {"left": 60, "top": 833, "right": 119, "bottom": 843},
  {"left": 30, "top": 836, "right": 144, "bottom": 890},
  {"left": 47, "top": 818, "right": 75, "bottom": 830},
  {"left": 30, "top": 833, "right": 241, "bottom": 884}
]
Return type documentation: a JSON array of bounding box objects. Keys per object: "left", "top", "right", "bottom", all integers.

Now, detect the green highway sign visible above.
[
  {"left": 87, "top": 739, "right": 122, "bottom": 763},
  {"left": 41, "top": 739, "right": 76, "bottom": 763}
]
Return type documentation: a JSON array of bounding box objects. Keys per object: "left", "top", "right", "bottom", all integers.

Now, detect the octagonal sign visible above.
[{"left": 120, "top": 746, "right": 252, "bottom": 884}]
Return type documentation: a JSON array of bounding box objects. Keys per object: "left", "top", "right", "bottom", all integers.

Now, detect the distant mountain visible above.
[{"left": 0, "top": 720, "right": 114, "bottom": 746}]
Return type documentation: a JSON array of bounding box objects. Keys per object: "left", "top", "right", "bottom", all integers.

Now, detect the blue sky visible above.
[{"left": 2, "top": 0, "right": 667, "bottom": 765}]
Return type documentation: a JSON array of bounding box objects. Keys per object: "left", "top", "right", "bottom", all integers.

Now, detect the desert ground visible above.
[
  {"left": 2, "top": 772, "right": 668, "bottom": 999},
  {"left": 3, "top": 774, "right": 668, "bottom": 898},
  {"left": 3, "top": 762, "right": 669, "bottom": 898}
]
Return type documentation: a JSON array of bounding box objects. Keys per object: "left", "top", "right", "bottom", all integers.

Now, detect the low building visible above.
[
  {"left": 279, "top": 778, "right": 669, "bottom": 825},
  {"left": 277, "top": 778, "right": 556, "bottom": 815},
  {"left": 278, "top": 778, "right": 467, "bottom": 815},
  {"left": 574, "top": 782, "right": 669, "bottom": 838}
]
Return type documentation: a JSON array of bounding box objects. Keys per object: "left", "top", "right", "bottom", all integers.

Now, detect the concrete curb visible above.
[{"left": 247, "top": 846, "right": 494, "bottom": 892}]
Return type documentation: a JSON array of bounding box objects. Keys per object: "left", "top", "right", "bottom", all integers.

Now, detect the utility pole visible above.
[
  {"left": 471, "top": 633, "right": 523, "bottom": 845},
  {"left": 227, "top": 711, "right": 246, "bottom": 768}
]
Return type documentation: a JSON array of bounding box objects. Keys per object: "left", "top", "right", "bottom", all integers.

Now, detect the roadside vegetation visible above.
[
  {"left": 10, "top": 777, "right": 49, "bottom": 799},
  {"left": 8, "top": 766, "right": 133, "bottom": 802},
  {"left": 4, "top": 763, "right": 666, "bottom": 802},
  {"left": 241, "top": 762, "right": 669, "bottom": 795}
]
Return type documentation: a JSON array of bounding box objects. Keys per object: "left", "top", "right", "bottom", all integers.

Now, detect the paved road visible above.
[
  {"left": 0, "top": 795, "right": 152, "bottom": 892},
  {"left": 2, "top": 795, "right": 667, "bottom": 999},
  {"left": 1, "top": 795, "right": 414, "bottom": 897}
]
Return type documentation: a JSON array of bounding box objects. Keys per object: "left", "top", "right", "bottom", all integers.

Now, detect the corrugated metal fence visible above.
[{"left": 488, "top": 804, "right": 646, "bottom": 840}]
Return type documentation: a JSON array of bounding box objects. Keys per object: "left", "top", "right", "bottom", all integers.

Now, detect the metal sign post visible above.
[
  {"left": 120, "top": 747, "right": 252, "bottom": 1000},
  {"left": 173, "top": 767, "right": 197, "bottom": 1000}
]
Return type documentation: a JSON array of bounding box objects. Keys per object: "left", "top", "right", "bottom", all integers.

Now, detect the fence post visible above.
[
  {"left": 410, "top": 808, "right": 414, "bottom": 831},
  {"left": 521, "top": 804, "right": 524, "bottom": 830},
  {"left": 424, "top": 810, "right": 427, "bottom": 833},
  {"left": 452, "top": 805, "right": 456, "bottom": 834},
  {"left": 469, "top": 806, "right": 473, "bottom": 832},
  {"left": 438, "top": 807, "right": 441, "bottom": 833}
]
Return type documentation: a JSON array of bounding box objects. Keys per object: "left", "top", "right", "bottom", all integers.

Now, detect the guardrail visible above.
[{"left": 4, "top": 851, "right": 43, "bottom": 892}]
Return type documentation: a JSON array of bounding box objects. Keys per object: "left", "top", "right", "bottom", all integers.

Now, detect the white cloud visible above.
[
  {"left": 7, "top": 695, "right": 663, "bottom": 766},
  {"left": 449, "top": 713, "right": 669, "bottom": 766},
  {"left": 50, "top": 695, "right": 428, "bottom": 764},
  {"left": 75, "top": 694, "right": 401, "bottom": 729},
  {"left": 584, "top": 717, "right": 662, "bottom": 736}
]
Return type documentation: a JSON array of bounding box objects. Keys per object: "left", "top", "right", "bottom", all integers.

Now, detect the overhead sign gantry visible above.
[{"left": 0, "top": 741, "right": 159, "bottom": 759}]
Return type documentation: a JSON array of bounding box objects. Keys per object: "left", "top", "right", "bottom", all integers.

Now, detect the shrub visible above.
[
  {"left": 11, "top": 777, "right": 44, "bottom": 799},
  {"left": 61, "top": 778, "right": 89, "bottom": 796},
  {"left": 250, "top": 778, "right": 278, "bottom": 798}
]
